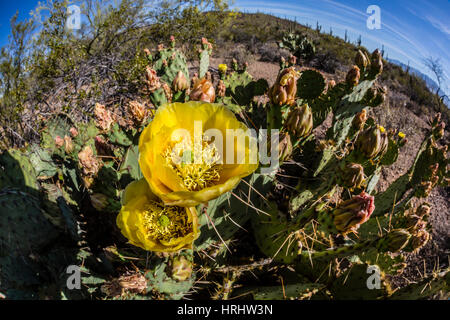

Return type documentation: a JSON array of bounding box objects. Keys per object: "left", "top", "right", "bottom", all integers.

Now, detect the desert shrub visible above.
[
  {"left": 258, "top": 42, "right": 290, "bottom": 63},
  {"left": 229, "top": 44, "right": 254, "bottom": 65},
  {"left": 0, "top": 0, "right": 233, "bottom": 147},
  {"left": 310, "top": 52, "right": 340, "bottom": 73}
]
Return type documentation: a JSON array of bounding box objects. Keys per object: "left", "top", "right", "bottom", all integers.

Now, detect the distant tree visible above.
[{"left": 423, "top": 56, "right": 446, "bottom": 96}]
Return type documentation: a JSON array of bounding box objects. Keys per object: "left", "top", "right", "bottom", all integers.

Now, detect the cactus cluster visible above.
[
  {"left": 278, "top": 31, "right": 316, "bottom": 61},
  {"left": 0, "top": 36, "right": 448, "bottom": 300}
]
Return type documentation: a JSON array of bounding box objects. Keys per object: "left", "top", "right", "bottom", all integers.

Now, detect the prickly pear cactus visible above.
[{"left": 1, "top": 35, "right": 448, "bottom": 301}]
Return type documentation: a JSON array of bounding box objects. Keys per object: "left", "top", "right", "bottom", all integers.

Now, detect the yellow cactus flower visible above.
[
  {"left": 116, "top": 179, "right": 199, "bottom": 252},
  {"left": 218, "top": 64, "right": 227, "bottom": 74},
  {"left": 398, "top": 131, "right": 406, "bottom": 139},
  {"left": 378, "top": 125, "right": 385, "bottom": 133},
  {"left": 139, "top": 101, "right": 258, "bottom": 206}
]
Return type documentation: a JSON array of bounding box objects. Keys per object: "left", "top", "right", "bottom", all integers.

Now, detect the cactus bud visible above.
[
  {"left": 128, "top": 100, "right": 148, "bottom": 125},
  {"left": 288, "top": 54, "right": 297, "bottom": 66},
  {"left": 231, "top": 58, "right": 238, "bottom": 71},
  {"left": 370, "top": 49, "right": 383, "bottom": 75},
  {"left": 161, "top": 82, "right": 173, "bottom": 103},
  {"left": 94, "top": 103, "right": 115, "bottom": 132},
  {"left": 332, "top": 191, "right": 374, "bottom": 234},
  {"left": 340, "top": 163, "right": 365, "bottom": 189},
  {"left": 346, "top": 65, "right": 360, "bottom": 87},
  {"left": 55, "top": 135, "right": 64, "bottom": 148},
  {"left": 69, "top": 127, "right": 79, "bottom": 138},
  {"left": 205, "top": 71, "right": 212, "bottom": 82},
  {"left": 278, "top": 132, "right": 293, "bottom": 162},
  {"left": 172, "top": 71, "right": 189, "bottom": 91},
  {"left": 217, "top": 80, "right": 226, "bottom": 97},
  {"left": 432, "top": 113, "right": 441, "bottom": 127},
  {"left": 170, "top": 35, "right": 175, "bottom": 47},
  {"left": 90, "top": 193, "right": 109, "bottom": 211},
  {"left": 64, "top": 135, "right": 74, "bottom": 153},
  {"left": 332, "top": 191, "right": 375, "bottom": 234},
  {"left": 171, "top": 256, "right": 192, "bottom": 281},
  {"left": 378, "top": 229, "right": 411, "bottom": 253},
  {"left": 78, "top": 145, "right": 101, "bottom": 176},
  {"left": 280, "top": 56, "right": 286, "bottom": 69},
  {"left": 145, "top": 66, "right": 161, "bottom": 92},
  {"left": 143, "top": 48, "right": 152, "bottom": 61},
  {"left": 191, "top": 72, "right": 198, "bottom": 87},
  {"left": 285, "top": 104, "right": 313, "bottom": 138},
  {"left": 201, "top": 37, "right": 212, "bottom": 51},
  {"left": 269, "top": 67, "right": 299, "bottom": 106},
  {"left": 433, "top": 121, "right": 445, "bottom": 139},
  {"left": 352, "top": 109, "right": 367, "bottom": 130},
  {"left": 355, "top": 125, "right": 389, "bottom": 159},
  {"left": 355, "top": 49, "right": 368, "bottom": 70},
  {"left": 190, "top": 78, "right": 216, "bottom": 103}
]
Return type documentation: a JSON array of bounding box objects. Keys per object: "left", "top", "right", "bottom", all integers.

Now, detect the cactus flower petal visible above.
[
  {"left": 116, "top": 178, "right": 199, "bottom": 252},
  {"left": 138, "top": 102, "right": 258, "bottom": 206}
]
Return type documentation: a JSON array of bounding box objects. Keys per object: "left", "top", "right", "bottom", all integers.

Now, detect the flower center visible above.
[
  {"left": 142, "top": 201, "right": 192, "bottom": 242},
  {"left": 163, "top": 136, "right": 222, "bottom": 191}
]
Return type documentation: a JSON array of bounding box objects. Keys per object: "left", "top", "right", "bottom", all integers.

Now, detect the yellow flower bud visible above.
[
  {"left": 356, "top": 125, "right": 389, "bottom": 159},
  {"left": 346, "top": 65, "right": 360, "bottom": 87},
  {"left": 64, "top": 135, "right": 74, "bottom": 153},
  {"left": 284, "top": 104, "right": 313, "bottom": 138},
  {"left": 269, "top": 67, "right": 299, "bottom": 106},
  {"left": 172, "top": 71, "right": 189, "bottom": 92}
]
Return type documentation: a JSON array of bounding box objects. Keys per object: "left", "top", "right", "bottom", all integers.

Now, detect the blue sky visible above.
[
  {"left": 1, "top": 0, "right": 449, "bottom": 94},
  {"left": 233, "top": 0, "right": 450, "bottom": 94}
]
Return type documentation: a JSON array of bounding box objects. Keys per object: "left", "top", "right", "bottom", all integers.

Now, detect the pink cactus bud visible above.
[
  {"left": 55, "top": 136, "right": 64, "bottom": 148},
  {"left": 332, "top": 191, "right": 375, "bottom": 234},
  {"left": 69, "top": 127, "right": 79, "bottom": 137}
]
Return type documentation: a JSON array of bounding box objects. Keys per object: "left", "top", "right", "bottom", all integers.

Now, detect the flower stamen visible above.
[
  {"left": 142, "top": 201, "right": 192, "bottom": 242},
  {"left": 163, "top": 136, "right": 222, "bottom": 191}
]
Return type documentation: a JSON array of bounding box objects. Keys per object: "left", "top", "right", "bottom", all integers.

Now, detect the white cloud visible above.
[{"left": 425, "top": 15, "right": 450, "bottom": 36}]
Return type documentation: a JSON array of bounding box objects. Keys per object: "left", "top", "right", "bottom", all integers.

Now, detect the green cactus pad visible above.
[
  {"left": 297, "top": 69, "right": 325, "bottom": 100},
  {"left": 0, "top": 148, "right": 39, "bottom": 193}
]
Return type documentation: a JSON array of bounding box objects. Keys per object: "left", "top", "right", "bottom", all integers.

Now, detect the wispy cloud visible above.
[
  {"left": 424, "top": 15, "right": 450, "bottom": 36},
  {"left": 234, "top": 0, "right": 449, "bottom": 96}
]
